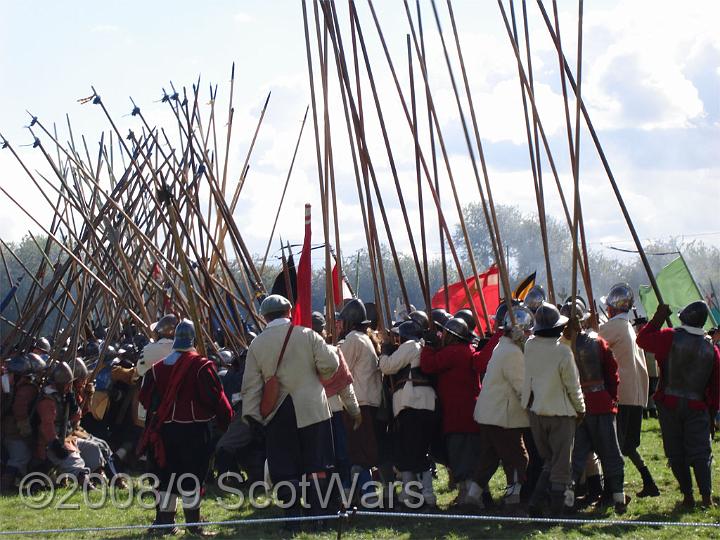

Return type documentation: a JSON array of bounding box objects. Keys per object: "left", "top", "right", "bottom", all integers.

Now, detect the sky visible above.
[{"left": 1, "top": 0, "right": 718, "bottom": 269}]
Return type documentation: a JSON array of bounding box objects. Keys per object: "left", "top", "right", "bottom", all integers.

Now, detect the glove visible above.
[
  {"left": 352, "top": 413, "right": 363, "bottom": 431},
  {"left": 49, "top": 438, "right": 70, "bottom": 460},
  {"left": 17, "top": 418, "right": 32, "bottom": 438},
  {"left": 650, "top": 304, "right": 671, "bottom": 327}
]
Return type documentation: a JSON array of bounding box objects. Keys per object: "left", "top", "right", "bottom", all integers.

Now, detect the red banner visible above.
[
  {"left": 291, "top": 204, "right": 312, "bottom": 328},
  {"left": 431, "top": 265, "right": 500, "bottom": 334}
]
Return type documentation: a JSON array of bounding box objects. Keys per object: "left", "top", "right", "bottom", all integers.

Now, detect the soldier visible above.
[
  {"left": 473, "top": 306, "right": 534, "bottom": 506},
  {"left": 136, "top": 314, "right": 178, "bottom": 378},
  {"left": 379, "top": 320, "right": 437, "bottom": 507},
  {"left": 35, "top": 362, "right": 94, "bottom": 489},
  {"left": 636, "top": 301, "right": 719, "bottom": 508},
  {"left": 523, "top": 302, "right": 585, "bottom": 517},
  {"left": 1, "top": 353, "right": 44, "bottom": 491},
  {"left": 139, "top": 319, "right": 232, "bottom": 536},
  {"left": 337, "top": 299, "right": 384, "bottom": 503},
  {"left": 599, "top": 283, "right": 659, "bottom": 498},
  {"left": 420, "top": 317, "right": 485, "bottom": 508},
  {"left": 241, "top": 295, "right": 339, "bottom": 528},
  {"left": 561, "top": 301, "right": 629, "bottom": 514}
]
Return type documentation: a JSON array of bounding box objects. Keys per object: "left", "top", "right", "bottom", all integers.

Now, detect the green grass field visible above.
[{"left": 1, "top": 418, "right": 718, "bottom": 539}]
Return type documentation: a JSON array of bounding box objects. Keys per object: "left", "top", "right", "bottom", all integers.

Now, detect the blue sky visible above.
[{"left": 1, "top": 0, "right": 718, "bottom": 265}]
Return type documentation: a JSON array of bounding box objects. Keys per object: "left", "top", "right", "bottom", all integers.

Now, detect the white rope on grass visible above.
[{"left": 0, "top": 509, "right": 718, "bottom": 536}]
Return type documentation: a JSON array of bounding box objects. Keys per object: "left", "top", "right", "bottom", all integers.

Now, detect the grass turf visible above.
[{"left": 0, "top": 418, "right": 718, "bottom": 539}]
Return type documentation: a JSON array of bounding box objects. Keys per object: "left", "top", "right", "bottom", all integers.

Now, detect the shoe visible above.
[
  {"left": 700, "top": 495, "right": 714, "bottom": 508},
  {"left": 464, "top": 481, "right": 485, "bottom": 509},
  {"left": 419, "top": 470, "right": 437, "bottom": 508},
  {"left": 636, "top": 466, "right": 660, "bottom": 498},
  {"left": 503, "top": 483, "right": 522, "bottom": 506},
  {"left": 613, "top": 493, "right": 631, "bottom": 515},
  {"left": 147, "top": 507, "right": 179, "bottom": 536},
  {"left": 183, "top": 508, "right": 216, "bottom": 537},
  {"left": 681, "top": 493, "right": 696, "bottom": 509}
]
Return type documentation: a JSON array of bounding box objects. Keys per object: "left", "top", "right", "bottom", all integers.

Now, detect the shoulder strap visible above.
[{"left": 274, "top": 324, "right": 295, "bottom": 375}]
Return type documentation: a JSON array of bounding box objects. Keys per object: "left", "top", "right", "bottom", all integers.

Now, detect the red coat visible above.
[
  {"left": 420, "top": 343, "right": 481, "bottom": 434},
  {"left": 139, "top": 352, "right": 232, "bottom": 429},
  {"left": 582, "top": 335, "right": 620, "bottom": 415},
  {"left": 474, "top": 331, "right": 502, "bottom": 382},
  {"left": 636, "top": 322, "right": 720, "bottom": 411}
]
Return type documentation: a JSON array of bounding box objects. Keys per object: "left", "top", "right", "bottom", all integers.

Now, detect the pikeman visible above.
[
  {"left": 337, "top": 299, "right": 384, "bottom": 503},
  {"left": 379, "top": 318, "right": 437, "bottom": 507},
  {"left": 473, "top": 306, "right": 534, "bottom": 507},
  {"left": 420, "top": 317, "right": 485, "bottom": 509},
  {"left": 561, "top": 301, "right": 629, "bottom": 514},
  {"left": 599, "top": 283, "right": 659, "bottom": 498},
  {"left": 136, "top": 314, "right": 178, "bottom": 378},
  {"left": 636, "top": 301, "right": 719, "bottom": 508},
  {"left": 1, "top": 353, "right": 45, "bottom": 492},
  {"left": 139, "top": 319, "right": 232, "bottom": 536}
]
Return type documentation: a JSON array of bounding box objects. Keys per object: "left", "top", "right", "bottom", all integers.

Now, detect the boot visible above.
[
  {"left": 636, "top": 466, "right": 660, "bottom": 497},
  {"left": 450, "top": 479, "right": 468, "bottom": 507},
  {"left": 549, "top": 488, "right": 567, "bottom": 517},
  {"left": 419, "top": 470, "right": 437, "bottom": 508},
  {"left": 585, "top": 474, "right": 603, "bottom": 505},
  {"left": 397, "top": 471, "right": 416, "bottom": 507},
  {"left": 692, "top": 461, "right": 712, "bottom": 507},
  {"left": 0, "top": 466, "right": 18, "bottom": 493},
  {"left": 503, "top": 482, "right": 522, "bottom": 506},
  {"left": 183, "top": 507, "right": 215, "bottom": 537},
  {"left": 528, "top": 470, "right": 550, "bottom": 517},
  {"left": 464, "top": 480, "right": 485, "bottom": 509},
  {"left": 147, "top": 505, "right": 179, "bottom": 536},
  {"left": 670, "top": 462, "right": 694, "bottom": 507}
]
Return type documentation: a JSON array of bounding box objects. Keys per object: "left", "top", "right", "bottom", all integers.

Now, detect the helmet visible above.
[
  {"left": 93, "top": 325, "right": 108, "bottom": 340},
  {"left": 524, "top": 286, "right": 546, "bottom": 313},
  {"left": 678, "top": 301, "right": 709, "bottom": 328},
  {"left": 494, "top": 299, "right": 521, "bottom": 329},
  {"left": 453, "top": 309, "right": 476, "bottom": 332},
  {"left": 503, "top": 306, "right": 535, "bottom": 332},
  {"left": 34, "top": 337, "right": 51, "bottom": 354},
  {"left": 83, "top": 340, "right": 101, "bottom": 359},
  {"left": 563, "top": 295, "right": 588, "bottom": 312},
  {"left": 216, "top": 349, "right": 236, "bottom": 368},
  {"left": 6, "top": 355, "right": 32, "bottom": 375},
  {"left": 49, "top": 362, "right": 74, "bottom": 385},
  {"left": 70, "top": 358, "right": 88, "bottom": 380},
  {"left": 338, "top": 299, "right": 369, "bottom": 327},
  {"left": 364, "top": 302, "right": 379, "bottom": 328},
  {"left": 396, "top": 320, "right": 423, "bottom": 341},
  {"left": 533, "top": 302, "right": 569, "bottom": 332},
  {"left": 409, "top": 310, "right": 430, "bottom": 331},
  {"left": 102, "top": 345, "right": 118, "bottom": 362},
  {"left": 173, "top": 319, "right": 196, "bottom": 351},
  {"left": 25, "top": 352, "right": 47, "bottom": 373},
  {"left": 152, "top": 314, "right": 178, "bottom": 339},
  {"left": 443, "top": 317, "right": 471, "bottom": 342},
  {"left": 605, "top": 283, "right": 634, "bottom": 312},
  {"left": 560, "top": 299, "right": 589, "bottom": 321},
  {"left": 431, "top": 308, "right": 451, "bottom": 330},
  {"left": 260, "top": 294, "right": 292, "bottom": 317},
  {"left": 311, "top": 311, "right": 326, "bottom": 334}
]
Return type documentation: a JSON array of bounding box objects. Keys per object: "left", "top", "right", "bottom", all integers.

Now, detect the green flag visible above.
[{"left": 638, "top": 256, "right": 717, "bottom": 331}]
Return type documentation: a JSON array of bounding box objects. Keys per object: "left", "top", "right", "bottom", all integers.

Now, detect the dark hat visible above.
[
  {"left": 444, "top": 317, "right": 471, "bottom": 342},
  {"left": 678, "top": 300, "right": 709, "bottom": 328},
  {"left": 533, "top": 302, "right": 569, "bottom": 332},
  {"left": 311, "top": 311, "right": 326, "bottom": 334},
  {"left": 338, "top": 298, "right": 370, "bottom": 326}
]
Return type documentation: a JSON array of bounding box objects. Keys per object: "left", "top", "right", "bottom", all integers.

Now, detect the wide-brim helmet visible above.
[
  {"left": 443, "top": 317, "right": 471, "bottom": 342},
  {"left": 524, "top": 286, "right": 546, "bottom": 313},
  {"left": 533, "top": 302, "right": 569, "bottom": 332},
  {"left": 503, "top": 306, "right": 535, "bottom": 332},
  {"left": 678, "top": 300, "right": 709, "bottom": 328},
  {"left": 338, "top": 298, "right": 370, "bottom": 327},
  {"left": 453, "top": 309, "right": 476, "bottom": 332},
  {"left": 605, "top": 283, "right": 634, "bottom": 312},
  {"left": 409, "top": 310, "right": 430, "bottom": 331}
]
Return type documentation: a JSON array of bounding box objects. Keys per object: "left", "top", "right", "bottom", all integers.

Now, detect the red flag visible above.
[
  {"left": 292, "top": 204, "right": 312, "bottom": 328},
  {"left": 431, "top": 265, "right": 500, "bottom": 334},
  {"left": 332, "top": 262, "right": 353, "bottom": 308}
]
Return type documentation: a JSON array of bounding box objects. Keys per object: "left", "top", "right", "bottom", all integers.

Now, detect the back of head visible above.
[
  {"left": 398, "top": 320, "right": 423, "bottom": 342},
  {"left": 605, "top": 283, "right": 634, "bottom": 313},
  {"left": 260, "top": 294, "right": 293, "bottom": 321},
  {"left": 338, "top": 298, "right": 369, "bottom": 329},
  {"left": 524, "top": 286, "right": 546, "bottom": 313},
  {"left": 443, "top": 317, "right": 470, "bottom": 344},
  {"left": 311, "top": 311, "right": 326, "bottom": 335},
  {"left": 454, "top": 309, "right": 476, "bottom": 332},
  {"left": 679, "top": 301, "right": 709, "bottom": 328},
  {"left": 173, "top": 319, "right": 196, "bottom": 352},
  {"left": 533, "top": 302, "right": 568, "bottom": 335},
  {"left": 49, "top": 361, "right": 74, "bottom": 386}
]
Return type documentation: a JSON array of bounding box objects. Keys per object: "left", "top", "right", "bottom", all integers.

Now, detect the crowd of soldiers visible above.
[{"left": 1, "top": 282, "right": 718, "bottom": 535}]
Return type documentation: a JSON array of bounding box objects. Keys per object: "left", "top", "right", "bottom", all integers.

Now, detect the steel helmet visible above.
[
  {"left": 151, "top": 314, "right": 179, "bottom": 339},
  {"left": 25, "top": 352, "right": 47, "bottom": 373},
  {"left": 503, "top": 306, "right": 535, "bottom": 332},
  {"left": 678, "top": 301, "right": 709, "bottom": 328},
  {"left": 605, "top": 283, "right": 634, "bottom": 312},
  {"left": 173, "top": 319, "right": 196, "bottom": 351},
  {"left": 453, "top": 309, "right": 476, "bottom": 332},
  {"left": 409, "top": 310, "right": 430, "bottom": 331},
  {"left": 83, "top": 340, "right": 101, "bottom": 360},
  {"left": 494, "top": 299, "right": 521, "bottom": 329},
  {"left": 216, "top": 349, "right": 236, "bottom": 368},
  {"left": 443, "top": 317, "right": 471, "bottom": 342},
  {"left": 49, "top": 362, "right": 74, "bottom": 385},
  {"left": 563, "top": 295, "right": 588, "bottom": 312},
  {"left": 560, "top": 299, "right": 590, "bottom": 322},
  {"left": 395, "top": 320, "right": 424, "bottom": 341},
  {"left": 338, "top": 298, "right": 370, "bottom": 327},
  {"left": 71, "top": 358, "right": 88, "bottom": 380},
  {"left": 431, "top": 308, "right": 451, "bottom": 330},
  {"left": 524, "top": 286, "right": 546, "bottom": 313},
  {"left": 34, "top": 337, "right": 51, "bottom": 354},
  {"left": 6, "top": 354, "right": 32, "bottom": 375},
  {"left": 533, "top": 302, "right": 569, "bottom": 332}
]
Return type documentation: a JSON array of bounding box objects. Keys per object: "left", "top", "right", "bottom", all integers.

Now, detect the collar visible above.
[
  {"left": 266, "top": 318, "right": 291, "bottom": 329},
  {"left": 610, "top": 311, "right": 630, "bottom": 321},
  {"left": 679, "top": 325, "right": 706, "bottom": 336}
]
